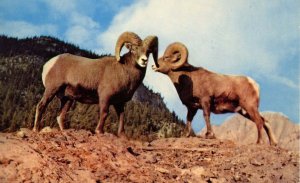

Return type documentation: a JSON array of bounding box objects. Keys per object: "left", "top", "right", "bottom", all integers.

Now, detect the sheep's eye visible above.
[
  {"left": 164, "top": 56, "right": 170, "bottom": 61},
  {"left": 131, "top": 46, "right": 138, "bottom": 53}
]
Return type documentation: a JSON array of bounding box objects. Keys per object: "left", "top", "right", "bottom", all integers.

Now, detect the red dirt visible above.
[{"left": 0, "top": 129, "right": 299, "bottom": 183}]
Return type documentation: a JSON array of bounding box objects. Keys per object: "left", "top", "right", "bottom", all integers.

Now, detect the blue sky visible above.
[{"left": 0, "top": 0, "right": 299, "bottom": 132}]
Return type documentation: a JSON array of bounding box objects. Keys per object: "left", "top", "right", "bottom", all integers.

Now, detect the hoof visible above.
[
  {"left": 32, "top": 128, "right": 38, "bottom": 132},
  {"left": 185, "top": 132, "right": 191, "bottom": 138},
  {"left": 205, "top": 132, "right": 216, "bottom": 139},
  {"left": 95, "top": 129, "right": 104, "bottom": 135},
  {"left": 185, "top": 133, "right": 196, "bottom": 138},
  {"left": 269, "top": 139, "right": 278, "bottom": 146},
  {"left": 256, "top": 140, "right": 264, "bottom": 145},
  {"left": 58, "top": 125, "right": 64, "bottom": 131},
  {"left": 271, "top": 143, "right": 278, "bottom": 147},
  {"left": 117, "top": 132, "right": 128, "bottom": 140}
]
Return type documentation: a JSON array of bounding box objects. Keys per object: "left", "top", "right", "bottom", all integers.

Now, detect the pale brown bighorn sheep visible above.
[
  {"left": 152, "top": 42, "right": 277, "bottom": 145},
  {"left": 33, "top": 32, "right": 159, "bottom": 136}
]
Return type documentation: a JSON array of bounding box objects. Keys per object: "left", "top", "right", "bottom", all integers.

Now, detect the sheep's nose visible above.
[{"left": 141, "top": 55, "right": 148, "bottom": 62}]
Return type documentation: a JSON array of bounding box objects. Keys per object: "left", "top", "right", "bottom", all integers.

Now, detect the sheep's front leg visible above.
[
  {"left": 114, "top": 103, "right": 126, "bottom": 138},
  {"left": 201, "top": 99, "right": 215, "bottom": 139},
  {"left": 185, "top": 107, "right": 197, "bottom": 137},
  {"left": 95, "top": 100, "right": 109, "bottom": 134}
]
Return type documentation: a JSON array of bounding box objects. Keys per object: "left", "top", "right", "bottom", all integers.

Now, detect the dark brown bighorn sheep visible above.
[
  {"left": 33, "top": 31, "right": 159, "bottom": 136},
  {"left": 152, "top": 42, "right": 277, "bottom": 145}
]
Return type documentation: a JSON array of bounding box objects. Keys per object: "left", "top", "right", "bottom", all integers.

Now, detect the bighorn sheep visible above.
[
  {"left": 33, "top": 32, "right": 159, "bottom": 136},
  {"left": 152, "top": 42, "right": 277, "bottom": 145}
]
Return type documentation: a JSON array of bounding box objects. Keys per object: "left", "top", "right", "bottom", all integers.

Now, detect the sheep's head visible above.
[
  {"left": 115, "top": 32, "right": 158, "bottom": 68},
  {"left": 152, "top": 42, "right": 188, "bottom": 74}
]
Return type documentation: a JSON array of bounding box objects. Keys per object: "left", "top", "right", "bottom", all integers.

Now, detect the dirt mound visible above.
[
  {"left": 199, "top": 112, "right": 300, "bottom": 151},
  {"left": 0, "top": 129, "right": 299, "bottom": 182}
]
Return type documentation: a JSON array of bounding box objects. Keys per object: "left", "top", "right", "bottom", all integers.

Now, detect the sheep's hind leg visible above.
[
  {"left": 57, "top": 98, "right": 73, "bottom": 131},
  {"left": 262, "top": 117, "right": 277, "bottom": 146},
  {"left": 251, "top": 114, "right": 263, "bottom": 144},
  {"left": 238, "top": 108, "right": 264, "bottom": 144},
  {"left": 114, "top": 103, "right": 126, "bottom": 138},
  {"left": 33, "top": 88, "right": 57, "bottom": 132},
  {"left": 238, "top": 109, "right": 277, "bottom": 145},
  {"left": 201, "top": 99, "right": 215, "bottom": 139}
]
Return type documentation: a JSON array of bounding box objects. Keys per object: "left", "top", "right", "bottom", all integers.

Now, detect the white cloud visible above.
[
  {"left": 269, "top": 75, "right": 299, "bottom": 89},
  {"left": 65, "top": 25, "right": 90, "bottom": 45},
  {"left": 64, "top": 13, "right": 101, "bottom": 48},
  {"left": 43, "top": 0, "right": 102, "bottom": 50},
  {"left": 0, "top": 20, "right": 57, "bottom": 38},
  {"left": 69, "top": 13, "right": 99, "bottom": 29},
  {"left": 44, "top": 0, "right": 76, "bottom": 14},
  {"left": 98, "top": 0, "right": 298, "bottom": 75},
  {"left": 97, "top": 0, "right": 299, "bottom": 123}
]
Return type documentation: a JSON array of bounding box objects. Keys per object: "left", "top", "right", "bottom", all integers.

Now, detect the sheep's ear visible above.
[
  {"left": 125, "top": 43, "right": 132, "bottom": 50},
  {"left": 115, "top": 32, "right": 142, "bottom": 61}
]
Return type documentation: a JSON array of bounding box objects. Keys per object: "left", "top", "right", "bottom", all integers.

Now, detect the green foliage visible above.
[{"left": 0, "top": 35, "right": 185, "bottom": 139}]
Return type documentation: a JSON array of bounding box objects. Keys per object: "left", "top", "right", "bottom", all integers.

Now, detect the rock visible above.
[
  {"left": 16, "top": 131, "right": 27, "bottom": 138},
  {"left": 40, "top": 126, "right": 53, "bottom": 133},
  {"left": 209, "top": 177, "right": 227, "bottom": 183},
  {"left": 0, "top": 129, "right": 299, "bottom": 183},
  {"left": 20, "top": 128, "right": 32, "bottom": 134},
  {"left": 179, "top": 162, "right": 188, "bottom": 169},
  {"left": 149, "top": 155, "right": 158, "bottom": 164},
  {"left": 0, "top": 157, "right": 13, "bottom": 165},
  {"left": 223, "top": 164, "right": 233, "bottom": 170},
  {"left": 127, "top": 147, "right": 140, "bottom": 156},
  {"left": 250, "top": 158, "right": 264, "bottom": 166},
  {"left": 233, "top": 173, "right": 241, "bottom": 181},
  {"left": 16, "top": 128, "right": 32, "bottom": 138},
  {"left": 190, "top": 166, "right": 205, "bottom": 176},
  {"left": 155, "top": 167, "right": 170, "bottom": 174}
]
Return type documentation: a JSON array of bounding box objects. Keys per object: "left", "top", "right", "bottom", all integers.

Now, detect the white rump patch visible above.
[
  {"left": 247, "top": 77, "right": 260, "bottom": 97},
  {"left": 42, "top": 55, "right": 59, "bottom": 86}
]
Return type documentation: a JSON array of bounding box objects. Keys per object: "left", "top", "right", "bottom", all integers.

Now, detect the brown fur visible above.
[
  {"left": 33, "top": 33, "right": 158, "bottom": 136},
  {"left": 45, "top": 54, "right": 145, "bottom": 104},
  {"left": 153, "top": 43, "right": 277, "bottom": 145}
]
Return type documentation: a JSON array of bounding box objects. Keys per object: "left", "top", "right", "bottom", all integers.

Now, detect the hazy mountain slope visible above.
[
  {"left": 200, "top": 112, "right": 299, "bottom": 151},
  {"left": 0, "top": 35, "right": 185, "bottom": 139}
]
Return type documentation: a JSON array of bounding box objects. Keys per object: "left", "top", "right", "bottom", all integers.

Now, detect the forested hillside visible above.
[{"left": 0, "top": 35, "right": 185, "bottom": 140}]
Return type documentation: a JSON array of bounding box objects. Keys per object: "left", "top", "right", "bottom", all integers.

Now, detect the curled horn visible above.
[
  {"left": 115, "top": 32, "right": 142, "bottom": 61},
  {"left": 143, "top": 36, "right": 159, "bottom": 67},
  {"left": 164, "top": 42, "right": 188, "bottom": 70}
]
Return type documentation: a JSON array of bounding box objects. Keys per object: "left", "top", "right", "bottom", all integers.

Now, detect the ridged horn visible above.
[
  {"left": 164, "top": 42, "right": 188, "bottom": 70},
  {"left": 115, "top": 32, "right": 142, "bottom": 61},
  {"left": 143, "top": 36, "right": 159, "bottom": 67}
]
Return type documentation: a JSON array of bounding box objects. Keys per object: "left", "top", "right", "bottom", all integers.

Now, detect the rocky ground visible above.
[{"left": 0, "top": 129, "right": 299, "bottom": 183}]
